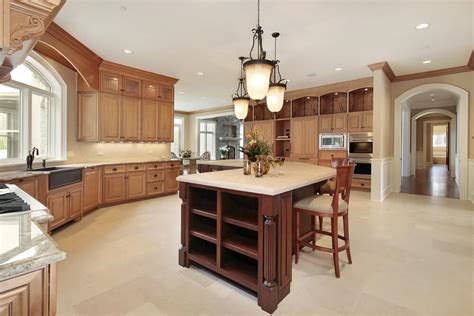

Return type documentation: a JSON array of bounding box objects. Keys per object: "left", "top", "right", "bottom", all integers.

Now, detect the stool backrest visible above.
[
  {"left": 200, "top": 151, "right": 211, "bottom": 160},
  {"left": 331, "top": 163, "right": 356, "bottom": 214},
  {"left": 330, "top": 157, "right": 351, "bottom": 168}
]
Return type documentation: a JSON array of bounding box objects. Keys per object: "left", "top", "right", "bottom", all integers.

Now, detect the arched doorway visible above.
[{"left": 394, "top": 84, "right": 468, "bottom": 200}]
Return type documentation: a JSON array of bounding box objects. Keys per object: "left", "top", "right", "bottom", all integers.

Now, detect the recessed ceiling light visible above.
[
  {"left": 364, "top": 88, "right": 369, "bottom": 91},
  {"left": 123, "top": 49, "right": 133, "bottom": 54},
  {"left": 306, "top": 73, "right": 317, "bottom": 77},
  {"left": 334, "top": 67, "right": 342, "bottom": 71},
  {"left": 197, "top": 72, "right": 204, "bottom": 76},
  {"left": 422, "top": 60, "right": 432, "bottom": 64},
  {"left": 286, "top": 79, "right": 290, "bottom": 82},
  {"left": 415, "top": 23, "right": 430, "bottom": 30}
]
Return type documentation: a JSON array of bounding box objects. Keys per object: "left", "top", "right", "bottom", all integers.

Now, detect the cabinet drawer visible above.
[
  {"left": 104, "top": 165, "right": 126, "bottom": 174},
  {"left": 147, "top": 182, "right": 165, "bottom": 195},
  {"left": 165, "top": 162, "right": 180, "bottom": 169},
  {"left": 352, "top": 178, "right": 371, "bottom": 190},
  {"left": 147, "top": 170, "right": 164, "bottom": 182},
  {"left": 126, "top": 164, "right": 146, "bottom": 172},
  {"left": 319, "top": 150, "right": 347, "bottom": 161},
  {"left": 147, "top": 162, "right": 164, "bottom": 170}
]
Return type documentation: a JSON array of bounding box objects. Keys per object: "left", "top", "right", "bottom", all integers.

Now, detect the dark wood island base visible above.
[{"left": 178, "top": 182, "right": 293, "bottom": 314}]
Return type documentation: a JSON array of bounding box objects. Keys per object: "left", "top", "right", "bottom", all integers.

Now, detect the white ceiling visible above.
[
  {"left": 407, "top": 89, "right": 459, "bottom": 109},
  {"left": 54, "top": 0, "right": 473, "bottom": 111}
]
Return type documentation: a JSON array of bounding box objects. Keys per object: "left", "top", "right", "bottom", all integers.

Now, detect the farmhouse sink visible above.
[{"left": 28, "top": 167, "right": 83, "bottom": 190}]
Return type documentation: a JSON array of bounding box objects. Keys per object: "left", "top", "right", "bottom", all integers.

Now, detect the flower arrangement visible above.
[
  {"left": 179, "top": 149, "right": 192, "bottom": 158},
  {"left": 239, "top": 128, "right": 272, "bottom": 162},
  {"left": 219, "top": 145, "right": 230, "bottom": 159}
]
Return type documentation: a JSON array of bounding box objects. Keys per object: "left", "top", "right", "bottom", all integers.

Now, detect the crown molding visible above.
[
  {"left": 367, "top": 62, "right": 395, "bottom": 81},
  {"left": 100, "top": 60, "right": 178, "bottom": 86},
  {"left": 468, "top": 50, "right": 474, "bottom": 69}
]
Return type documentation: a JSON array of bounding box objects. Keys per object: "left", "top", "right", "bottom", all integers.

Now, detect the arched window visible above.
[{"left": 0, "top": 53, "right": 66, "bottom": 163}]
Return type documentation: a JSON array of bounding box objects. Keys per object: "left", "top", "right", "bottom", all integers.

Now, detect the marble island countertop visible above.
[
  {"left": 178, "top": 162, "right": 336, "bottom": 195},
  {"left": 0, "top": 185, "right": 66, "bottom": 281},
  {"left": 196, "top": 159, "right": 244, "bottom": 167}
]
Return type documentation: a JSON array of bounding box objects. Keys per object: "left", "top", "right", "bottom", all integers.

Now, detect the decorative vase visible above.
[{"left": 252, "top": 155, "right": 270, "bottom": 175}]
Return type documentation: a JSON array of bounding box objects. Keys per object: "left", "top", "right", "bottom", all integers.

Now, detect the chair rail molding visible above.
[{"left": 371, "top": 157, "right": 393, "bottom": 201}]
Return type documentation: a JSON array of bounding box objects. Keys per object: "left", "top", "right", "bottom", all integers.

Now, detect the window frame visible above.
[
  {"left": 172, "top": 116, "right": 185, "bottom": 154},
  {"left": 198, "top": 119, "right": 217, "bottom": 159}
]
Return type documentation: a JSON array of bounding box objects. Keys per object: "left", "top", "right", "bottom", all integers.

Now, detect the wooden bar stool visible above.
[{"left": 293, "top": 163, "right": 356, "bottom": 278}]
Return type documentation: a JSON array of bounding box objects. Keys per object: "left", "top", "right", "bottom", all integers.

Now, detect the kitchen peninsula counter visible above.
[{"left": 177, "top": 162, "right": 335, "bottom": 313}]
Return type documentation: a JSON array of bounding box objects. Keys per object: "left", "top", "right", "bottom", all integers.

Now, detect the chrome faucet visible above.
[{"left": 26, "top": 147, "right": 39, "bottom": 170}]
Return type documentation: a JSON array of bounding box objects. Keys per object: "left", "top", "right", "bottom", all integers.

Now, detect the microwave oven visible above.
[{"left": 319, "top": 133, "right": 346, "bottom": 150}]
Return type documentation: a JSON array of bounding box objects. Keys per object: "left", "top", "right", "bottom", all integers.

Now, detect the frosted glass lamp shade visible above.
[
  {"left": 233, "top": 97, "right": 250, "bottom": 119},
  {"left": 266, "top": 83, "right": 286, "bottom": 112},
  {"left": 243, "top": 59, "right": 273, "bottom": 100}
]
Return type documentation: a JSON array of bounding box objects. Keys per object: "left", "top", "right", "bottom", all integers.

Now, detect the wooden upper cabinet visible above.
[
  {"left": 291, "top": 117, "right": 317, "bottom": 157},
  {"left": 254, "top": 103, "right": 273, "bottom": 121},
  {"left": 157, "top": 102, "right": 174, "bottom": 142},
  {"left": 332, "top": 113, "right": 347, "bottom": 132},
  {"left": 121, "top": 96, "right": 141, "bottom": 141},
  {"left": 100, "top": 93, "right": 121, "bottom": 141},
  {"left": 100, "top": 71, "right": 122, "bottom": 94},
  {"left": 141, "top": 99, "right": 158, "bottom": 141},
  {"left": 122, "top": 76, "right": 141, "bottom": 97},
  {"left": 349, "top": 88, "right": 373, "bottom": 112},
  {"left": 77, "top": 92, "right": 98, "bottom": 141},
  {"left": 319, "top": 115, "right": 333, "bottom": 133},
  {"left": 158, "top": 84, "right": 174, "bottom": 102},
  {"left": 320, "top": 92, "right": 347, "bottom": 114},
  {"left": 142, "top": 81, "right": 159, "bottom": 100},
  {"left": 253, "top": 121, "right": 274, "bottom": 148},
  {"left": 275, "top": 100, "right": 291, "bottom": 119},
  {"left": 291, "top": 118, "right": 305, "bottom": 156},
  {"left": 348, "top": 112, "right": 363, "bottom": 132},
  {"left": 364, "top": 111, "right": 373, "bottom": 131}
]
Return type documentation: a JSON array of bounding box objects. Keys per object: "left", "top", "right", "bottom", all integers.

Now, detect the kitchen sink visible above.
[{"left": 27, "top": 167, "right": 83, "bottom": 190}]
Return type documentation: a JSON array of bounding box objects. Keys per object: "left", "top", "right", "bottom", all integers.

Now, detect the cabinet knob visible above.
[
  {"left": 154, "top": 187, "right": 158, "bottom": 190},
  {"left": 134, "top": 166, "right": 139, "bottom": 170},
  {"left": 112, "top": 168, "right": 117, "bottom": 171},
  {"left": 154, "top": 174, "right": 157, "bottom": 177},
  {"left": 154, "top": 165, "right": 157, "bottom": 168}
]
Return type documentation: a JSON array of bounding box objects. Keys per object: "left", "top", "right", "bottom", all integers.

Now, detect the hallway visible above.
[{"left": 401, "top": 165, "right": 459, "bottom": 199}]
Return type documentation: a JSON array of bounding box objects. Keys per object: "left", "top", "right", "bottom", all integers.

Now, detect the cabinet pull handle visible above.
[
  {"left": 134, "top": 166, "right": 139, "bottom": 170},
  {"left": 154, "top": 165, "right": 158, "bottom": 168},
  {"left": 112, "top": 168, "right": 117, "bottom": 171}
]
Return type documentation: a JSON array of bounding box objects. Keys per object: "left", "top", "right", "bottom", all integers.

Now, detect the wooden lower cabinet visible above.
[
  {"left": 147, "top": 182, "right": 165, "bottom": 195},
  {"left": 165, "top": 168, "right": 180, "bottom": 192},
  {"left": 103, "top": 173, "right": 126, "bottom": 204},
  {"left": 126, "top": 171, "right": 147, "bottom": 199},
  {"left": 0, "top": 266, "right": 55, "bottom": 316},
  {"left": 83, "top": 167, "right": 101, "bottom": 212},
  {"left": 318, "top": 150, "right": 347, "bottom": 167},
  {"left": 47, "top": 184, "right": 84, "bottom": 230}
]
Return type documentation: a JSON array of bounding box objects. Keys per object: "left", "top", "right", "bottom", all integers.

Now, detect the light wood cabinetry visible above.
[
  {"left": 319, "top": 113, "right": 347, "bottom": 133},
  {"left": 15, "top": 177, "right": 39, "bottom": 200},
  {"left": 142, "top": 81, "right": 174, "bottom": 102},
  {"left": 100, "top": 93, "right": 121, "bottom": 141},
  {"left": 141, "top": 99, "right": 158, "bottom": 141},
  {"left": 47, "top": 183, "right": 83, "bottom": 230},
  {"left": 126, "top": 171, "right": 147, "bottom": 199},
  {"left": 291, "top": 117, "right": 318, "bottom": 157},
  {"left": 100, "top": 71, "right": 122, "bottom": 94},
  {"left": 77, "top": 92, "right": 99, "bottom": 141},
  {"left": 165, "top": 167, "right": 180, "bottom": 192},
  {"left": 348, "top": 111, "right": 373, "bottom": 132},
  {"left": 103, "top": 172, "right": 126, "bottom": 204},
  {"left": 121, "top": 96, "right": 141, "bottom": 141},
  {"left": 83, "top": 167, "right": 101, "bottom": 212},
  {"left": 157, "top": 102, "right": 174, "bottom": 142},
  {"left": 122, "top": 76, "right": 141, "bottom": 97},
  {"left": 253, "top": 121, "right": 274, "bottom": 149},
  {"left": 318, "top": 150, "right": 347, "bottom": 167}
]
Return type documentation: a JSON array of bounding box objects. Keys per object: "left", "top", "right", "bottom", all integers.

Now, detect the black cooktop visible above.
[{"left": 0, "top": 185, "right": 30, "bottom": 214}]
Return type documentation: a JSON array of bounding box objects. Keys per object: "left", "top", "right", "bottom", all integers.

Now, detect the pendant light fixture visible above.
[
  {"left": 266, "top": 32, "right": 287, "bottom": 113},
  {"left": 243, "top": 0, "right": 275, "bottom": 100},
  {"left": 232, "top": 57, "right": 250, "bottom": 120}
]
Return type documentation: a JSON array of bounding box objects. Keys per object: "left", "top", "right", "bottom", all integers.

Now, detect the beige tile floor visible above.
[{"left": 52, "top": 191, "right": 474, "bottom": 316}]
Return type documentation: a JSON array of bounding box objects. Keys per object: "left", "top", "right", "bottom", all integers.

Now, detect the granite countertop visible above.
[
  {"left": 177, "top": 162, "right": 336, "bottom": 195},
  {"left": 197, "top": 159, "right": 244, "bottom": 167},
  {"left": 0, "top": 159, "right": 182, "bottom": 181},
  {"left": 0, "top": 185, "right": 66, "bottom": 281}
]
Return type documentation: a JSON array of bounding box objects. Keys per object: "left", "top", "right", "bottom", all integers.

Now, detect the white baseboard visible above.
[{"left": 371, "top": 157, "right": 394, "bottom": 201}]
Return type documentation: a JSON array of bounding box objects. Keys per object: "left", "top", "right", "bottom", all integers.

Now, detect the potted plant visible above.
[
  {"left": 179, "top": 149, "right": 192, "bottom": 158},
  {"left": 219, "top": 146, "right": 230, "bottom": 160},
  {"left": 239, "top": 128, "right": 273, "bottom": 174}
]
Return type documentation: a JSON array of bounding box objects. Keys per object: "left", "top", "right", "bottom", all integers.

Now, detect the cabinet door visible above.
[
  {"left": 100, "top": 72, "right": 122, "bottom": 94},
  {"left": 100, "top": 93, "right": 121, "bottom": 141},
  {"left": 122, "top": 76, "right": 141, "bottom": 97},
  {"left": 77, "top": 92, "right": 99, "bottom": 141},
  {"left": 332, "top": 113, "right": 347, "bottom": 132},
  {"left": 157, "top": 102, "right": 173, "bottom": 142},
  {"left": 253, "top": 121, "right": 274, "bottom": 148},
  {"left": 47, "top": 191, "right": 68, "bottom": 229},
  {"left": 291, "top": 118, "right": 305, "bottom": 156},
  {"left": 121, "top": 96, "right": 141, "bottom": 141},
  {"left": 158, "top": 84, "right": 174, "bottom": 102},
  {"left": 165, "top": 168, "right": 180, "bottom": 192},
  {"left": 16, "top": 177, "right": 39, "bottom": 200},
  {"left": 363, "top": 111, "right": 373, "bottom": 131},
  {"left": 103, "top": 174, "right": 126, "bottom": 203},
  {"left": 141, "top": 99, "right": 158, "bottom": 141},
  {"left": 83, "top": 168, "right": 101, "bottom": 211},
  {"left": 319, "top": 115, "right": 333, "bottom": 133},
  {"left": 347, "top": 112, "right": 363, "bottom": 132},
  {"left": 142, "top": 81, "right": 159, "bottom": 100},
  {"left": 68, "top": 187, "right": 83, "bottom": 219},
  {"left": 126, "top": 171, "right": 147, "bottom": 199},
  {"left": 304, "top": 118, "right": 318, "bottom": 156},
  {"left": 243, "top": 122, "right": 254, "bottom": 140}
]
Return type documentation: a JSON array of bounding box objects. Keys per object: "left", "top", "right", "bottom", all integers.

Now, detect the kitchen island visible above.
[
  {"left": 177, "top": 162, "right": 336, "bottom": 313},
  {"left": 197, "top": 159, "right": 244, "bottom": 173}
]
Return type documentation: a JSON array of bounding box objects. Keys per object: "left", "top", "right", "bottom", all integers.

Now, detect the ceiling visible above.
[
  {"left": 54, "top": 0, "right": 473, "bottom": 112},
  {"left": 407, "top": 89, "right": 459, "bottom": 109}
]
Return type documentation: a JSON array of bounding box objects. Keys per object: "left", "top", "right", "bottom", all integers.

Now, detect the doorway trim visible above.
[
  {"left": 394, "top": 83, "right": 468, "bottom": 200},
  {"left": 411, "top": 109, "right": 456, "bottom": 175}
]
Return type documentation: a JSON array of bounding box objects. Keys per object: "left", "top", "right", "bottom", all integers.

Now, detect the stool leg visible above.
[
  {"left": 311, "top": 215, "right": 316, "bottom": 251},
  {"left": 343, "top": 214, "right": 352, "bottom": 264},
  {"left": 319, "top": 216, "right": 323, "bottom": 230},
  {"left": 331, "top": 217, "right": 340, "bottom": 278},
  {"left": 295, "top": 211, "right": 300, "bottom": 264}
]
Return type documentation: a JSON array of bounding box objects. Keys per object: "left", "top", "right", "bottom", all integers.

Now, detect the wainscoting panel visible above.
[
  {"left": 371, "top": 157, "right": 394, "bottom": 201},
  {"left": 416, "top": 151, "right": 423, "bottom": 169},
  {"left": 469, "top": 159, "right": 474, "bottom": 203}
]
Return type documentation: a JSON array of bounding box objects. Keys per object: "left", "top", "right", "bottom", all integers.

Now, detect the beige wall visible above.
[
  {"left": 373, "top": 69, "right": 392, "bottom": 158},
  {"left": 391, "top": 71, "right": 474, "bottom": 158}
]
